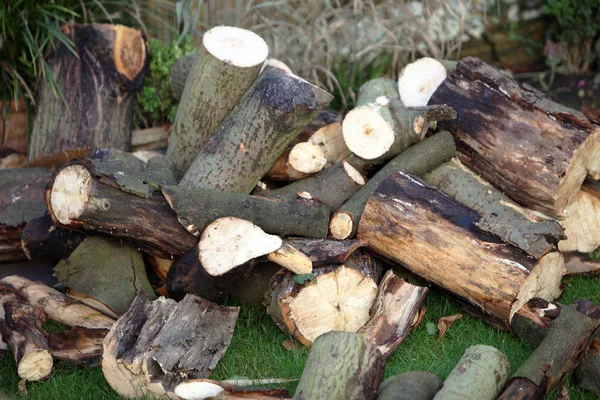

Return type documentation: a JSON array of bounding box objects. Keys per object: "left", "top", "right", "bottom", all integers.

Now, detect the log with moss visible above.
[
  {"left": 28, "top": 24, "right": 149, "bottom": 164},
  {"left": 377, "top": 371, "right": 443, "bottom": 400},
  {"left": 430, "top": 57, "right": 600, "bottom": 218},
  {"left": 180, "top": 66, "right": 333, "bottom": 193}
]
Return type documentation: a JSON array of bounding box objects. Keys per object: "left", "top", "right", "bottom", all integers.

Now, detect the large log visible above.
[
  {"left": 180, "top": 66, "right": 333, "bottom": 193},
  {"left": 357, "top": 172, "right": 565, "bottom": 329},
  {"left": 28, "top": 24, "right": 149, "bottom": 164},
  {"left": 430, "top": 56, "right": 600, "bottom": 218},
  {"left": 167, "top": 27, "right": 268, "bottom": 177}
]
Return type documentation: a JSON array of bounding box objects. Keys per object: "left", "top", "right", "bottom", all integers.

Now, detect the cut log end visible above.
[
  {"left": 398, "top": 57, "right": 447, "bottom": 107},
  {"left": 267, "top": 243, "right": 313, "bottom": 275},
  {"left": 18, "top": 349, "right": 53, "bottom": 381},
  {"left": 329, "top": 211, "right": 355, "bottom": 240},
  {"left": 288, "top": 142, "right": 327, "bottom": 174},
  {"left": 202, "top": 26, "right": 268, "bottom": 68},
  {"left": 112, "top": 25, "right": 147, "bottom": 81},
  {"left": 342, "top": 106, "right": 395, "bottom": 160},
  {"left": 342, "top": 161, "right": 366, "bottom": 185},
  {"left": 49, "top": 165, "right": 93, "bottom": 225}
]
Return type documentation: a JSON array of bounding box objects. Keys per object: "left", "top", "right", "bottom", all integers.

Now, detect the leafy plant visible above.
[{"left": 134, "top": 37, "right": 196, "bottom": 129}]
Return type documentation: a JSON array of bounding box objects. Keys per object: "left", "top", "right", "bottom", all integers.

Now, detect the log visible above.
[
  {"left": 559, "top": 182, "right": 600, "bottom": 253},
  {"left": 265, "top": 142, "right": 327, "bottom": 181},
  {"left": 330, "top": 131, "right": 456, "bottom": 239},
  {"left": 433, "top": 345, "right": 510, "bottom": 400},
  {"left": 148, "top": 255, "right": 173, "bottom": 282},
  {"left": 161, "top": 184, "right": 330, "bottom": 238},
  {"left": 131, "top": 125, "right": 170, "bottom": 152},
  {"left": 21, "top": 214, "right": 84, "bottom": 263},
  {"left": 54, "top": 236, "right": 156, "bottom": 315},
  {"left": 102, "top": 292, "right": 239, "bottom": 398},
  {"left": 167, "top": 27, "right": 269, "bottom": 178},
  {"left": 47, "top": 327, "right": 108, "bottom": 366},
  {"left": 565, "top": 253, "right": 600, "bottom": 276},
  {"left": 28, "top": 24, "right": 149, "bottom": 164},
  {"left": 175, "top": 379, "right": 289, "bottom": 400},
  {"left": 293, "top": 331, "right": 385, "bottom": 400},
  {"left": 574, "top": 341, "right": 600, "bottom": 396},
  {"left": 423, "top": 158, "right": 564, "bottom": 258},
  {"left": 357, "top": 172, "right": 565, "bottom": 328},
  {"left": 305, "top": 121, "right": 349, "bottom": 167},
  {"left": 398, "top": 58, "right": 448, "bottom": 107},
  {"left": 266, "top": 243, "right": 313, "bottom": 275},
  {"left": 282, "top": 238, "right": 366, "bottom": 267},
  {"left": 430, "top": 57, "right": 600, "bottom": 218},
  {"left": 180, "top": 66, "right": 333, "bottom": 193},
  {"left": 1, "top": 275, "right": 115, "bottom": 329},
  {"left": 357, "top": 270, "right": 427, "bottom": 359},
  {"left": 1, "top": 301, "right": 53, "bottom": 381},
  {"left": 376, "top": 371, "right": 443, "bottom": 400}
]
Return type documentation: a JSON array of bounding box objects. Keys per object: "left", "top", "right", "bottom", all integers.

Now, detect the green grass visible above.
[{"left": 1, "top": 274, "right": 600, "bottom": 399}]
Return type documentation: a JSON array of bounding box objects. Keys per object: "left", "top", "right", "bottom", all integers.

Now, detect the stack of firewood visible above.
[{"left": 1, "top": 23, "right": 600, "bottom": 400}]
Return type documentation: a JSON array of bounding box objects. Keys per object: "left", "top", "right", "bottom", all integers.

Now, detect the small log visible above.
[
  {"left": 170, "top": 52, "right": 198, "bottom": 101},
  {"left": 282, "top": 238, "right": 366, "bottom": 267},
  {"left": 293, "top": 331, "right": 385, "bottom": 400},
  {"left": 47, "top": 327, "right": 108, "bottom": 366},
  {"left": 180, "top": 66, "right": 333, "bottom": 193},
  {"left": 54, "top": 236, "right": 156, "bottom": 315},
  {"left": 1, "top": 301, "right": 53, "bottom": 381},
  {"left": 148, "top": 255, "right": 173, "bottom": 282},
  {"left": 330, "top": 131, "right": 455, "bottom": 239},
  {"left": 131, "top": 125, "right": 170, "bottom": 152},
  {"left": 559, "top": 183, "right": 600, "bottom": 253},
  {"left": 424, "top": 158, "right": 564, "bottom": 258},
  {"left": 377, "top": 371, "right": 443, "bottom": 400},
  {"left": 430, "top": 57, "right": 600, "bottom": 218},
  {"left": 21, "top": 214, "right": 84, "bottom": 263},
  {"left": 161, "top": 184, "right": 330, "bottom": 238},
  {"left": 1, "top": 275, "right": 115, "bottom": 329},
  {"left": 29, "top": 24, "right": 149, "bottom": 164},
  {"left": 102, "top": 292, "right": 239, "bottom": 398},
  {"left": 266, "top": 142, "right": 327, "bottom": 181},
  {"left": 357, "top": 172, "right": 565, "bottom": 328},
  {"left": 433, "top": 345, "right": 510, "bottom": 400},
  {"left": 357, "top": 270, "right": 428, "bottom": 359},
  {"left": 65, "top": 289, "right": 119, "bottom": 320},
  {"left": 167, "top": 27, "right": 269, "bottom": 177},
  {"left": 565, "top": 253, "right": 600, "bottom": 276},
  {"left": 398, "top": 58, "right": 448, "bottom": 107},
  {"left": 175, "top": 379, "right": 289, "bottom": 400},
  {"left": 306, "top": 121, "right": 349, "bottom": 167},
  {"left": 266, "top": 243, "right": 313, "bottom": 275}
]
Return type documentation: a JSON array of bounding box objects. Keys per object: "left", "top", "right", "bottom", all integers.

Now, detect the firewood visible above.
[
  {"left": 430, "top": 57, "right": 600, "bottom": 218},
  {"left": 180, "top": 66, "right": 333, "bottom": 193},
  {"left": 342, "top": 78, "right": 455, "bottom": 163},
  {"left": 266, "top": 142, "right": 327, "bottom": 181},
  {"left": 46, "top": 327, "right": 108, "bottom": 366},
  {"left": 424, "top": 158, "right": 564, "bottom": 258},
  {"left": 565, "top": 253, "right": 600, "bottom": 276},
  {"left": 1, "top": 275, "right": 115, "bottom": 329},
  {"left": 54, "top": 236, "right": 156, "bottom": 315},
  {"left": 161, "top": 184, "right": 330, "bottom": 238},
  {"left": 131, "top": 125, "right": 170, "bottom": 151},
  {"left": 376, "top": 371, "right": 443, "bottom": 400},
  {"left": 167, "top": 26, "right": 269, "bottom": 177},
  {"left": 293, "top": 331, "right": 385, "bottom": 400},
  {"left": 306, "top": 121, "right": 349, "bottom": 167},
  {"left": 433, "top": 345, "right": 510, "bottom": 400},
  {"left": 330, "top": 131, "right": 455, "bottom": 239},
  {"left": 357, "top": 172, "right": 565, "bottom": 329},
  {"left": 28, "top": 24, "right": 149, "bottom": 164},
  {"left": 266, "top": 250, "right": 381, "bottom": 346},
  {"left": 281, "top": 238, "right": 366, "bottom": 267},
  {"left": 175, "top": 379, "right": 289, "bottom": 400},
  {"left": 0, "top": 301, "right": 53, "bottom": 381},
  {"left": 357, "top": 270, "right": 427, "bottom": 359},
  {"left": 21, "top": 214, "right": 84, "bottom": 263},
  {"left": 559, "top": 182, "right": 600, "bottom": 253},
  {"left": 102, "top": 292, "right": 239, "bottom": 398},
  {"left": 498, "top": 301, "right": 600, "bottom": 399},
  {"left": 398, "top": 58, "right": 448, "bottom": 107}
]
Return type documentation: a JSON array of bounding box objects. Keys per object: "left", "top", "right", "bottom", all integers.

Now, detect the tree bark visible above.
[
  {"left": 433, "top": 345, "right": 510, "bottom": 400},
  {"left": 28, "top": 24, "right": 149, "bottom": 164},
  {"left": 357, "top": 172, "right": 565, "bottom": 328},
  {"left": 293, "top": 331, "right": 385, "bottom": 400},
  {"left": 430, "top": 56, "right": 600, "bottom": 218},
  {"left": 377, "top": 371, "right": 443, "bottom": 400},
  {"left": 47, "top": 327, "right": 108, "bottom": 366},
  {"left": 423, "top": 158, "right": 564, "bottom": 258},
  {"left": 559, "top": 182, "right": 600, "bottom": 253},
  {"left": 170, "top": 52, "right": 198, "bottom": 101},
  {"left": 180, "top": 66, "right": 333, "bottom": 193},
  {"left": 330, "top": 131, "right": 455, "bottom": 239},
  {"left": 282, "top": 238, "right": 366, "bottom": 267},
  {"left": 21, "top": 214, "right": 84, "bottom": 263}
]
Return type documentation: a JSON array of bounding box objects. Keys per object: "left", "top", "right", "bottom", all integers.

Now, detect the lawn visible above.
[{"left": 1, "top": 272, "right": 599, "bottom": 399}]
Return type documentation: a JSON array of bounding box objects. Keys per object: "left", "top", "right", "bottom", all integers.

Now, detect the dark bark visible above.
[
  {"left": 47, "top": 327, "right": 108, "bottom": 366},
  {"left": 21, "top": 214, "right": 84, "bottom": 263}
]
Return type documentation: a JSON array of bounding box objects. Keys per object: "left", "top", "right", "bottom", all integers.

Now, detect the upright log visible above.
[
  {"left": 430, "top": 57, "right": 600, "bottom": 218},
  {"left": 29, "top": 24, "right": 149, "bottom": 164}
]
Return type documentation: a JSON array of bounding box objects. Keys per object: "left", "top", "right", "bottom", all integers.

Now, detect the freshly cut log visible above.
[
  {"left": 29, "top": 24, "right": 149, "bottom": 164},
  {"left": 0, "top": 301, "right": 53, "bottom": 381},
  {"left": 357, "top": 270, "right": 427, "bottom": 359},
  {"left": 0, "top": 284, "right": 20, "bottom": 352},
  {"left": 1, "top": 275, "right": 115, "bottom": 329},
  {"left": 102, "top": 292, "right": 239, "bottom": 398},
  {"left": 282, "top": 238, "right": 366, "bottom": 267},
  {"left": 266, "top": 142, "right": 327, "bottom": 181},
  {"left": 357, "top": 172, "right": 565, "bottom": 328},
  {"left": 54, "top": 236, "right": 156, "bottom": 315},
  {"left": 377, "top": 371, "right": 443, "bottom": 400},
  {"left": 293, "top": 331, "right": 385, "bottom": 400},
  {"left": 330, "top": 131, "right": 455, "bottom": 239},
  {"left": 175, "top": 379, "right": 289, "bottom": 400},
  {"left": 168, "top": 26, "right": 268, "bottom": 177},
  {"left": 161, "top": 184, "right": 330, "bottom": 238},
  {"left": 433, "top": 345, "right": 510, "bottom": 400},
  {"left": 47, "top": 327, "right": 108, "bottom": 366},
  {"left": 398, "top": 58, "right": 448, "bottom": 107},
  {"left": 21, "top": 214, "right": 84, "bottom": 263},
  {"left": 559, "top": 183, "right": 600, "bottom": 253},
  {"left": 180, "top": 66, "right": 333, "bottom": 193},
  {"left": 498, "top": 301, "right": 600, "bottom": 399},
  {"left": 267, "top": 250, "right": 381, "bottom": 346},
  {"left": 424, "top": 158, "right": 564, "bottom": 258},
  {"left": 306, "top": 121, "right": 349, "bottom": 167},
  {"left": 430, "top": 57, "right": 600, "bottom": 218}
]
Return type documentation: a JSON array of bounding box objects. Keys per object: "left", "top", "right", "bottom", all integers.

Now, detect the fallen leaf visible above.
[
  {"left": 436, "top": 314, "right": 463, "bottom": 343},
  {"left": 556, "top": 385, "right": 570, "bottom": 400}
]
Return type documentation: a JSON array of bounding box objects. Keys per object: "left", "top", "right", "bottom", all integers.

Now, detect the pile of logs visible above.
[{"left": 1, "top": 22, "right": 600, "bottom": 400}]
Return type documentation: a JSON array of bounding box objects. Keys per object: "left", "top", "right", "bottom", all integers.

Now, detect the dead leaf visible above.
[
  {"left": 556, "top": 385, "right": 570, "bottom": 400},
  {"left": 282, "top": 339, "right": 298, "bottom": 351},
  {"left": 436, "top": 314, "right": 463, "bottom": 343}
]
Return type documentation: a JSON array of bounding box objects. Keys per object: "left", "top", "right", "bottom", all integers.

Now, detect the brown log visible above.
[
  {"left": 377, "top": 371, "right": 443, "bottom": 400},
  {"left": 430, "top": 57, "right": 600, "bottom": 218},
  {"left": 357, "top": 172, "right": 565, "bottom": 329},
  {"left": 282, "top": 238, "right": 366, "bottom": 267},
  {"left": 29, "top": 24, "right": 149, "bottom": 164},
  {"left": 47, "top": 327, "right": 108, "bottom": 366},
  {"left": 564, "top": 253, "right": 600, "bottom": 276},
  {"left": 20, "top": 214, "right": 84, "bottom": 263}
]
